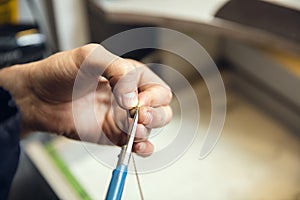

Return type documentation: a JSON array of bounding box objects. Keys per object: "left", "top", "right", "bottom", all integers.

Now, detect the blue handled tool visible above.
[{"left": 105, "top": 109, "right": 139, "bottom": 200}]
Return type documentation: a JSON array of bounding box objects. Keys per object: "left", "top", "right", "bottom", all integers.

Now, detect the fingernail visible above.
[
  {"left": 136, "top": 142, "right": 146, "bottom": 152},
  {"left": 143, "top": 111, "right": 153, "bottom": 126},
  {"left": 137, "top": 125, "right": 149, "bottom": 139},
  {"left": 122, "top": 92, "right": 138, "bottom": 108}
]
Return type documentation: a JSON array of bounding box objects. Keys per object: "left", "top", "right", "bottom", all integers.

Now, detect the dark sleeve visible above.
[{"left": 0, "top": 87, "right": 20, "bottom": 200}]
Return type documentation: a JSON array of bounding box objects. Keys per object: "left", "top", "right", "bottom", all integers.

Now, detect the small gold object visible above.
[{"left": 129, "top": 106, "right": 139, "bottom": 118}]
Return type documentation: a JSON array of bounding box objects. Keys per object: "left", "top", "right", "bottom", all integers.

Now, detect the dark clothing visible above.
[{"left": 0, "top": 87, "right": 20, "bottom": 200}]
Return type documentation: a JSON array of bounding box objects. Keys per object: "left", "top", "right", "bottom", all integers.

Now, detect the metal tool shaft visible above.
[{"left": 105, "top": 109, "right": 139, "bottom": 200}]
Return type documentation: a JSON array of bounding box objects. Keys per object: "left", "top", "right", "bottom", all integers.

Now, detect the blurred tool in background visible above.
[{"left": 0, "top": 0, "right": 50, "bottom": 68}]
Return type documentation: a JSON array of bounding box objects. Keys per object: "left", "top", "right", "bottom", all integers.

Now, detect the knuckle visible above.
[
  {"left": 76, "top": 43, "right": 100, "bottom": 58},
  {"left": 109, "top": 59, "right": 135, "bottom": 77},
  {"left": 73, "top": 43, "right": 100, "bottom": 66}
]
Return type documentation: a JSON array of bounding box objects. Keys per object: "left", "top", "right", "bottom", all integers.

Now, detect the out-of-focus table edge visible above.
[{"left": 87, "top": 0, "right": 300, "bottom": 55}]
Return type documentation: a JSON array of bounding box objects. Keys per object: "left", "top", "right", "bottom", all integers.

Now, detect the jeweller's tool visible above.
[{"left": 105, "top": 109, "right": 139, "bottom": 200}]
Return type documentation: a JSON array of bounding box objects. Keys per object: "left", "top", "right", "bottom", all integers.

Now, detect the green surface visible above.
[{"left": 46, "top": 142, "right": 92, "bottom": 200}]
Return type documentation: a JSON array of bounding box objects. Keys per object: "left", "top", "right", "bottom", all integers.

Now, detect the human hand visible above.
[{"left": 0, "top": 44, "right": 172, "bottom": 156}]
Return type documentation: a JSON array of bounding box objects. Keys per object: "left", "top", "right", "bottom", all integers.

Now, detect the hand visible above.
[{"left": 0, "top": 44, "right": 172, "bottom": 156}]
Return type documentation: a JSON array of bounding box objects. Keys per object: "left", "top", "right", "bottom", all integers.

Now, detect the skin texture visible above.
[{"left": 0, "top": 44, "right": 172, "bottom": 156}]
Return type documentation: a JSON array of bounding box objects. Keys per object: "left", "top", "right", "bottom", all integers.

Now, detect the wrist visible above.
[
  {"left": 0, "top": 64, "right": 33, "bottom": 135},
  {"left": 0, "top": 64, "right": 30, "bottom": 99}
]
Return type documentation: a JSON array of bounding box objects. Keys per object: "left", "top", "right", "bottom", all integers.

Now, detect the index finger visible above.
[
  {"left": 128, "top": 60, "right": 172, "bottom": 107},
  {"left": 138, "top": 84, "right": 172, "bottom": 107}
]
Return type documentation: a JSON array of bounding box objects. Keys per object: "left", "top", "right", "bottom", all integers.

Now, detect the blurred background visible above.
[{"left": 1, "top": 0, "right": 299, "bottom": 199}]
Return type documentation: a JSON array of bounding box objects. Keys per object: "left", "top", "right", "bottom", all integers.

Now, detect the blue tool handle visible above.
[{"left": 105, "top": 164, "right": 128, "bottom": 200}]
